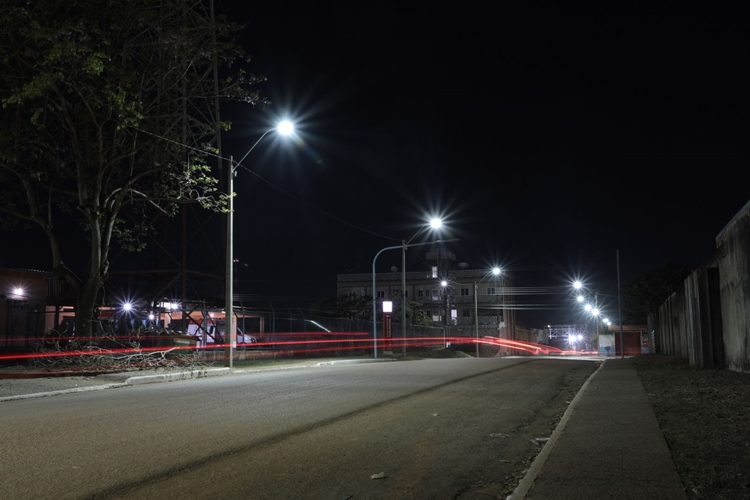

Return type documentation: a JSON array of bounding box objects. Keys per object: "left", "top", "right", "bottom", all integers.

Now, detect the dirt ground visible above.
[{"left": 634, "top": 354, "right": 750, "bottom": 500}]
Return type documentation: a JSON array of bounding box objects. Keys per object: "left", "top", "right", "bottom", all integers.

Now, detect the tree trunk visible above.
[{"left": 75, "top": 276, "right": 104, "bottom": 340}]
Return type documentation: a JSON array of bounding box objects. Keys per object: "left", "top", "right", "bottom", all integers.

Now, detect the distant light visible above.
[
  {"left": 441, "top": 280, "right": 448, "bottom": 287},
  {"left": 210, "top": 313, "right": 215, "bottom": 318},
  {"left": 573, "top": 281, "right": 583, "bottom": 290},
  {"left": 491, "top": 267, "right": 501, "bottom": 275},
  {"left": 277, "top": 120, "right": 294, "bottom": 136},
  {"left": 576, "top": 295, "right": 584, "bottom": 302},
  {"left": 584, "top": 304, "right": 592, "bottom": 312},
  {"left": 171, "top": 303, "right": 179, "bottom": 310},
  {"left": 13, "top": 287, "right": 24, "bottom": 296},
  {"left": 577, "top": 334, "right": 583, "bottom": 341},
  {"left": 429, "top": 218, "right": 442, "bottom": 230},
  {"left": 547, "top": 325, "right": 551, "bottom": 328},
  {"left": 592, "top": 308, "right": 600, "bottom": 316},
  {"left": 123, "top": 302, "right": 132, "bottom": 311},
  {"left": 148, "top": 314, "right": 155, "bottom": 320},
  {"left": 382, "top": 301, "right": 393, "bottom": 313}
]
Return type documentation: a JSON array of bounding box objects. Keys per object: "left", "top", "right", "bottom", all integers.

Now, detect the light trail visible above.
[{"left": 0, "top": 332, "right": 594, "bottom": 364}]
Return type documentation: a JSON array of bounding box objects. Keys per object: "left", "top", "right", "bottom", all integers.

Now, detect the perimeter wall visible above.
[{"left": 652, "top": 200, "right": 750, "bottom": 372}]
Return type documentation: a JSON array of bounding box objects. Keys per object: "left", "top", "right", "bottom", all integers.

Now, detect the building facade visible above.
[{"left": 336, "top": 248, "right": 516, "bottom": 340}]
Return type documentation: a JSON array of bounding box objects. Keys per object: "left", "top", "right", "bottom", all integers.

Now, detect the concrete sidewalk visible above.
[{"left": 512, "top": 357, "right": 687, "bottom": 499}]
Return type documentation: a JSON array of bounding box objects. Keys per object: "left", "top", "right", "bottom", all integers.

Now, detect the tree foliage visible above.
[
  {"left": 0, "top": 0, "right": 266, "bottom": 334},
  {"left": 622, "top": 262, "right": 691, "bottom": 324},
  {"left": 334, "top": 294, "right": 373, "bottom": 321}
]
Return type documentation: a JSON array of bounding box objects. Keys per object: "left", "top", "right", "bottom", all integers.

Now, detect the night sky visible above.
[{"left": 2, "top": 4, "right": 747, "bottom": 328}]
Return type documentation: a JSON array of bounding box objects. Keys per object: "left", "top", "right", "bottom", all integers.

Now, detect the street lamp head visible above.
[
  {"left": 491, "top": 267, "right": 501, "bottom": 275},
  {"left": 440, "top": 280, "right": 448, "bottom": 287},
  {"left": 429, "top": 217, "right": 442, "bottom": 230},
  {"left": 276, "top": 120, "right": 294, "bottom": 136},
  {"left": 573, "top": 280, "right": 583, "bottom": 290},
  {"left": 592, "top": 308, "right": 600, "bottom": 316},
  {"left": 584, "top": 303, "right": 592, "bottom": 312},
  {"left": 576, "top": 295, "right": 584, "bottom": 302}
]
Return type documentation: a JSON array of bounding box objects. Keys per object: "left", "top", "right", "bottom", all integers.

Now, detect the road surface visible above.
[{"left": 0, "top": 357, "right": 598, "bottom": 499}]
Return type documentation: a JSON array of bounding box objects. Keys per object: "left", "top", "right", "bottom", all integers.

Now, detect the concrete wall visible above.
[
  {"left": 653, "top": 200, "right": 750, "bottom": 372},
  {"left": 715, "top": 206, "right": 750, "bottom": 372},
  {"left": 655, "top": 267, "right": 725, "bottom": 369}
]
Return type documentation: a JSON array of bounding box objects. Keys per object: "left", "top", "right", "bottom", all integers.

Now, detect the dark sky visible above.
[{"left": 3, "top": 4, "right": 747, "bottom": 328}]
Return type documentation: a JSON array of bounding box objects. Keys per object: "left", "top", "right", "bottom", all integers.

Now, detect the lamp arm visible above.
[{"left": 234, "top": 128, "right": 274, "bottom": 172}]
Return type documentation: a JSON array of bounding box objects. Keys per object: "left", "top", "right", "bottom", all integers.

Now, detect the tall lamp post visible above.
[
  {"left": 474, "top": 267, "right": 501, "bottom": 358},
  {"left": 372, "top": 237, "right": 459, "bottom": 359},
  {"left": 225, "top": 120, "right": 294, "bottom": 368},
  {"left": 401, "top": 218, "right": 442, "bottom": 356}
]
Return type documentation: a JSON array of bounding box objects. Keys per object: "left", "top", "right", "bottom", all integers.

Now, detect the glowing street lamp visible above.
[
  {"left": 474, "top": 267, "right": 501, "bottom": 359},
  {"left": 400, "top": 217, "right": 443, "bottom": 356},
  {"left": 372, "top": 230, "right": 459, "bottom": 359},
  {"left": 225, "top": 120, "right": 295, "bottom": 368}
]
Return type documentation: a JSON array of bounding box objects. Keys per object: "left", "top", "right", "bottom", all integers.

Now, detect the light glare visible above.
[
  {"left": 573, "top": 280, "right": 583, "bottom": 290},
  {"left": 277, "top": 120, "right": 294, "bottom": 136},
  {"left": 429, "top": 218, "right": 442, "bottom": 230}
]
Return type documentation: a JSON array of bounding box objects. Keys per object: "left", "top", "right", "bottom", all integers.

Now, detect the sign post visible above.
[{"left": 383, "top": 301, "right": 393, "bottom": 356}]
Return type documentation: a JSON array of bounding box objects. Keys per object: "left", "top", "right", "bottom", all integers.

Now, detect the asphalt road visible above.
[{"left": 0, "top": 358, "right": 597, "bottom": 499}]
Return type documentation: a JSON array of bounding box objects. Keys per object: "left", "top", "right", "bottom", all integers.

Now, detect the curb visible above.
[
  {"left": 0, "top": 383, "right": 127, "bottom": 403},
  {"left": 316, "top": 358, "right": 398, "bottom": 366},
  {"left": 124, "top": 367, "right": 231, "bottom": 385},
  {"left": 0, "top": 359, "right": 393, "bottom": 402}
]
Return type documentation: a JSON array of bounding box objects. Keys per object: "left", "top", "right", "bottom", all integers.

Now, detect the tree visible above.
[
  {"left": 622, "top": 262, "right": 691, "bottom": 324},
  {"left": 0, "top": 0, "right": 265, "bottom": 336},
  {"left": 334, "top": 294, "right": 373, "bottom": 321}
]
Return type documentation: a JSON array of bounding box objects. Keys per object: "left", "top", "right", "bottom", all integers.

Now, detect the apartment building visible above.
[{"left": 336, "top": 248, "right": 516, "bottom": 340}]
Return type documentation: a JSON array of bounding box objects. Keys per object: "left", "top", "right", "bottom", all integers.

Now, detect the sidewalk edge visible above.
[{"left": 509, "top": 359, "right": 606, "bottom": 500}]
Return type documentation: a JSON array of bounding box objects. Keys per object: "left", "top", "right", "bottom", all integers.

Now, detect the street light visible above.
[
  {"left": 401, "top": 217, "right": 442, "bottom": 356},
  {"left": 372, "top": 236, "right": 459, "bottom": 359},
  {"left": 573, "top": 280, "right": 605, "bottom": 354},
  {"left": 225, "top": 120, "right": 294, "bottom": 368},
  {"left": 473, "top": 267, "right": 501, "bottom": 359}
]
